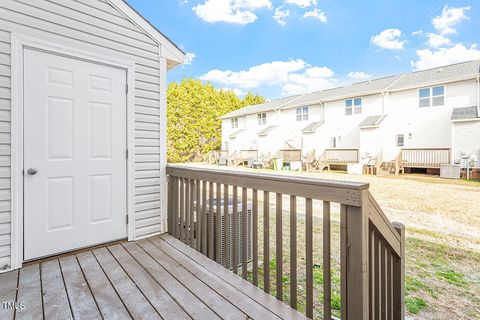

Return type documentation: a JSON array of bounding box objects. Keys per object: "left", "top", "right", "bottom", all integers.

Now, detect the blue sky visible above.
[{"left": 127, "top": 0, "right": 480, "bottom": 99}]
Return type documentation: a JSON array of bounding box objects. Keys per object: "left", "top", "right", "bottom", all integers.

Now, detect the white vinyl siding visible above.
[
  {"left": 453, "top": 121, "right": 480, "bottom": 166},
  {"left": 0, "top": 30, "right": 10, "bottom": 270},
  {"left": 0, "top": 0, "right": 166, "bottom": 269}
]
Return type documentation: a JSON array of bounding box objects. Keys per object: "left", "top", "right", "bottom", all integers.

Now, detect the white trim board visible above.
[{"left": 10, "top": 33, "right": 137, "bottom": 269}]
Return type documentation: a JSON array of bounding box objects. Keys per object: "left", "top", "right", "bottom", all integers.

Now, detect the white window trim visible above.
[
  {"left": 10, "top": 34, "right": 137, "bottom": 270},
  {"left": 418, "top": 85, "right": 445, "bottom": 108},
  {"left": 257, "top": 113, "right": 267, "bottom": 125},
  {"left": 231, "top": 117, "right": 239, "bottom": 128},
  {"left": 345, "top": 97, "right": 363, "bottom": 115},
  {"left": 296, "top": 107, "right": 309, "bottom": 121}
]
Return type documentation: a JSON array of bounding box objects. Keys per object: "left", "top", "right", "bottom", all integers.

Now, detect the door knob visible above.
[{"left": 27, "top": 168, "right": 38, "bottom": 175}]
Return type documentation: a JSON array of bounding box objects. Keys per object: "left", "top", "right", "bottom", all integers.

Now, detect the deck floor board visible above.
[{"left": 0, "top": 234, "right": 309, "bottom": 320}]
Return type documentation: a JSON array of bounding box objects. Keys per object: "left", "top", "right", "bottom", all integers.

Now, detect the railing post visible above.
[
  {"left": 392, "top": 222, "right": 405, "bottom": 320},
  {"left": 341, "top": 189, "right": 370, "bottom": 320}
]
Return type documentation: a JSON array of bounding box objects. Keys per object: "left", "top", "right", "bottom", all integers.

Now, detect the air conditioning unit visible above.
[{"left": 202, "top": 198, "right": 253, "bottom": 270}]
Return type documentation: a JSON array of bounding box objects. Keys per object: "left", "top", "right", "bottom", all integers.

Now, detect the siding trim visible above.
[{"left": 10, "top": 33, "right": 138, "bottom": 269}]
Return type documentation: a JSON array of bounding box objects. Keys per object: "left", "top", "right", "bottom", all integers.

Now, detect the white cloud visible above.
[
  {"left": 411, "top": 30, "right": 423, "bottom": 36},
  {"left": 412, "top": 44, "right": 480, "bottom": 70},
  {"left": 199, "top": 59, "right": 336, "bottom": 96},
  {"left": 432, "top": 5, "right": 471, "bottom": 35},
  {"left": 348, "top": 71, "right": 372, "bottom": 80},
  {"left": 426, "top": 33, "right": 451, "bottom": 48},
  {"left": 285, "top": 0, "right": 316, "bottom": 8},
  {"left": 193, "top": 0, "right": 272, "bottom": 25},
  {"left": 303, "top": 8, "right": 327, "bottom": 23},
  {"left": 183, "top": 52, "right": 196, "bottom": 65},
  {"left": 370, "top": 28, "right": 406, "bottom": 50},
  {"left": 273, "top": 7, "right": 290, "bottom": 26}
]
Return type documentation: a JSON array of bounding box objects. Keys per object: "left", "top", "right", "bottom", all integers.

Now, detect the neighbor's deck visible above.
[{"left": 0, "top": 234, "right": 307, "bottom": 320}]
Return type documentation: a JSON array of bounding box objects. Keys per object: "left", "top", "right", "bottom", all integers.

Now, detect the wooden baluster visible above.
[
  {"left": 196, "top": 180, "right": 201, "bottom": 251},
  {"left": 189, "top": 179, "right": 195, "bottom": 248},
  {"left": 179, "top": 178, "right": 185, "bottom": 242},
  {"left": 216, "top": 183, "right": 222, "bottom": 264},
  {"left": 208, "top": 182, "right": 214, "bottom": 259},
  {"left": 242, "top": 187, "right": 248, "bottom": 279},
  {"left": 340, "top": 204, "right": 347, "bottom": 319},
  {"left": 276, "top": 193, "right": 283, "bottom": 301},
  {"left": 323, "top": 201, "right": 331, "bottom": 319},
  {"left": 171, "top": 176, "right": 178, "bottom": 238},
  {"left": 305, "top": 198, "right": 313, "bottom": 318},
  {"left": 381, "top": 241, "right": 387, "bottom": 319},
  {"left": 290, "top": 195, "right": 297, "bottom": 309},
  {"left": 201, "top": 181, "right": 207, "bottom": 255},
  {"left": 387, "top": 251, "right": 393, "bottom": 320},
  {"left": 374, "top": 231, "right": 380, "bottom": 320},
  {"left": 252, "top": 189, "right": 258, "bottom": 286},
  {"left": 224, "top": 185, "right": 230, "bottom": 268},
  {"left": 185, "top": 179, "right": 191, "bottom": 245},
  {"left": 263, "top": 191, "right": 270, "bottom": 294},
  {"left": 232, "top": 186, "right": 238, "bottom": 274},
  {"left": 392, "top": 223, "right": 405, "bottom": 320}
]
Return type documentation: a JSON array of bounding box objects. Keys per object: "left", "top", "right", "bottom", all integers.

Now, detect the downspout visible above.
[{"left": 477, "top": 75, "right": 480, "bottom": 116}]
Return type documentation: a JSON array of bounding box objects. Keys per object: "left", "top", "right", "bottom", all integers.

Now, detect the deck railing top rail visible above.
[{"left": 167, "top": 165, "right": 369, "bottom": 207}]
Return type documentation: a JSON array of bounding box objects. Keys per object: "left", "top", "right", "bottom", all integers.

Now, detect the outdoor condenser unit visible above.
[{"left": 203, "top": 198, "right": 253, "bottom": 270}]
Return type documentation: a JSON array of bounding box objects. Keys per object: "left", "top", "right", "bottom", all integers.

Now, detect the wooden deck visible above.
[{"left": 0, "top": 234, "right": 307, "bottom": 320}]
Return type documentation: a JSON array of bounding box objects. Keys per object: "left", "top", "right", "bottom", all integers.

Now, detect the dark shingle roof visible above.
[
  {"left": 451, "top": 106, "right": 479, "bottom": 121},
  {"left": 257, "top": 126, "right": 277, "bottom": 136},
  {"left": 302, "top": 121, "right": 324, "bottom": 133},
  {"left": 359, "top": 115, "right": 387, "bottom": 128}
]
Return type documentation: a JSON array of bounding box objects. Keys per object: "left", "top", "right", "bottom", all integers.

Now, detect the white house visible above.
[
  {"left": 0, "top": 0, "right": 184, "bottom": 272},
  {"left": 220, "top": 60, "right": 480, "bottom": 169}
]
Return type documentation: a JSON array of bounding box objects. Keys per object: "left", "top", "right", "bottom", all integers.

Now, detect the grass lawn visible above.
[{"left": 188, "top": 163, "right": 480, "bottom": 319}]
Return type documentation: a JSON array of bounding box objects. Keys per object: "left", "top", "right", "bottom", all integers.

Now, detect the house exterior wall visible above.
[
  {"left": 452, "top": 120, "right": 480, "bottom": 167},
  {"left": 0, "top": 0, "right": 169, "bottom": 270},
  {"left": 221, "top": 79, "right": 479, "bottom": 165},
  {"left": 380, "top": 79, "right": 477, "bottom": 160}
]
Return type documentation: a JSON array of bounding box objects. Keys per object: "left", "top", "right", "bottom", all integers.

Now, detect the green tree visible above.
[{"left": 167, "top": 78, "right": 264, "bottom": 163}]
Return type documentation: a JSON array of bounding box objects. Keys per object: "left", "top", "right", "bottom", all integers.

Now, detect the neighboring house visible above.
[
  {"left": 220, "top": 60, "right": 480, "bottom": 168},
  {"left": 0, "top": 0, "right": 185, "bottom": 272}
]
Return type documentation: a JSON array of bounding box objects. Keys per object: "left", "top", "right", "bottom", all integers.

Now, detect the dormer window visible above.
[
  {"left": 345, "top": 98, "right": 362, "bottom": 115},
  {"left": 231, "top": 117, "right": 239, "bottom": 128},
  {"left": 296, "top": 107, "right": 309, "bottom": 121},
  {"left": 257, "top": 113, "right": 267, "bottom": 125},
  {"left": 419, "top": 86, "right": 444, "bottom": 107}
]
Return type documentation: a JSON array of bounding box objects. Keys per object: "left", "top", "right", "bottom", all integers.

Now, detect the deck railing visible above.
[
  {"left": 278, "top": 149, "right": 303, "bottom": 162},
  {"left": 324, "top": 149, "right": 359, "bottom": 165},
  {"left": 167, "top": 165, "right": 405, "bottom": 319},
  {"left": 401, "top": 148, "right": 450, "bottom": 168}
]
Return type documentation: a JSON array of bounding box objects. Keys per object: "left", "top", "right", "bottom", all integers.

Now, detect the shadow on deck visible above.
[{"left": 0, "top": 234, "right": 307, "bottom": 320}]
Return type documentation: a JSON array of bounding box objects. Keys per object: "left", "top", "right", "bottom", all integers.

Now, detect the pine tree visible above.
[{"left": 167, "top": 78, "right": 264, "bottom": 163}]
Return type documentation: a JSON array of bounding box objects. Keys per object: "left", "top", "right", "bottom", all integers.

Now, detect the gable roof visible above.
[
  {"left": 220, "top": 60, "right": 480, "bottom": 119},
  {"left": 107, "top": 0, "right": 185, "bottom": 69},
  {"left": 219, "top": 95, "right": 303, "bottom": 119},
  {"left": 451, "top": 106, "right": 480, "bottom": 121},
  {"left": 359, "top": 115, "right": 387, "bottom": 128}
]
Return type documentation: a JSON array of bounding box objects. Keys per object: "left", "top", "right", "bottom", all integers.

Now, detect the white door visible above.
[{"left": 24, "top": 48, "right": 128, "bottom": 260}]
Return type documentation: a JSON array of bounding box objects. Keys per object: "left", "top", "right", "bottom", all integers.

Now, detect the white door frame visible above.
[{"left": 10, "top": 33, "right": 136, "bottom": 269}]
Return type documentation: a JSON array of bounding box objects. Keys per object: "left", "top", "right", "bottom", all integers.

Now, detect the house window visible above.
[
  {"left": 396, "top": 134, "right": 404, "bottom": 147},
  {"left": 419, "top": 86, "right": 444, "bottom": 107},
  {"left": 231, "top": 117, "right": 238, "bottom": 128},
  {"left": 296, "top": 107, "right": 309, "bottom": 121},
  {"left": 345, "top": 97, "right": 362, "bottom": 115},
  {"left": 257, "top": 113, "right": 267, "bottom": 125}
]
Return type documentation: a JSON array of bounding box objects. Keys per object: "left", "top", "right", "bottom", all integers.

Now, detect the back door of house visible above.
[{"left": 23, "top": 48, "right": 127, "bottom": 260}]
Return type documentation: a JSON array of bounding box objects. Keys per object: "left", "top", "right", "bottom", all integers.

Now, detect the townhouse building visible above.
[{"left": 220, "top": 60, "right": 480, "bottom": 170}]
